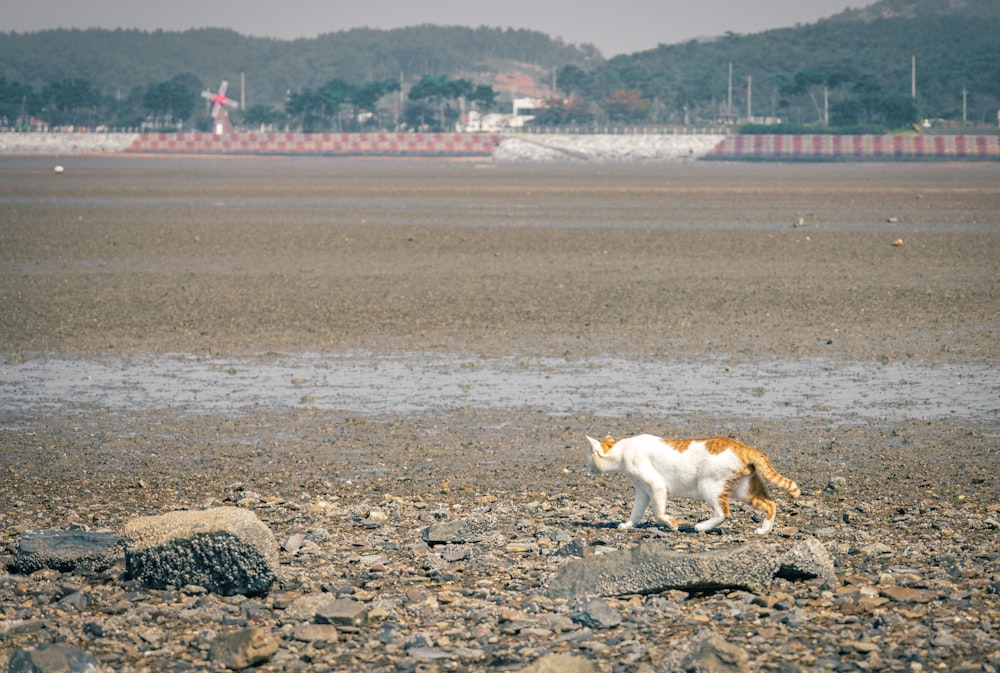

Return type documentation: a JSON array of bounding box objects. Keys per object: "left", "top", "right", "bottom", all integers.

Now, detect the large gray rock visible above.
[
  {"left": 124, "top": 507, "right": 277, "bottom": 596},
  {"left": 12, "top": 530, "right": 121, "bottom": 574},
  {"left": 422, "top": 514, "right": 497, "bottom": 545},
  {"left": 548, "top": 542, "right": 779, "bottom": 599}
]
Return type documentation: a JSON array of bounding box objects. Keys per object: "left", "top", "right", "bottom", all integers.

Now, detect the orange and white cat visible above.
[{"left": 586, "top": 434, "right": 800, "bottom": 535}]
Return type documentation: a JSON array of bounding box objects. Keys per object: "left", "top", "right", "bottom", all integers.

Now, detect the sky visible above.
[{"left": 5, "top": 0, "right": 867, "bottom": 57}]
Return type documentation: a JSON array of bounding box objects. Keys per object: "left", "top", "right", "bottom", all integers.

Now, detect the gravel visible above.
[{"left": 0, "top": 158, "right": 997, "bottom": 672}]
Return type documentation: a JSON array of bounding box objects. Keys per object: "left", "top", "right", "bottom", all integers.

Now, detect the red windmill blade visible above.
[{"left": 201, "top": 80, "right": 239, "bottom": 134}]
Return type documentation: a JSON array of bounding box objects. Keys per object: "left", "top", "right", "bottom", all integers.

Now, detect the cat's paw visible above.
[
  {"left": 694, "top": 518, "right": 723, "bottom": 533},
  {"left": 655, "top": 516, "right": 679, "bottom": 531},
  {"left": 618, "top": 521, "right": 635, "bottom": 530},
  {"left": 752, "top": 517, "right": 775, "bottom": 535}
]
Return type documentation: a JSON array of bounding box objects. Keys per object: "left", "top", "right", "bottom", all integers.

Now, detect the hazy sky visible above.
[{"left": 5, "top": 1, "right": 866, "bottom": 56}]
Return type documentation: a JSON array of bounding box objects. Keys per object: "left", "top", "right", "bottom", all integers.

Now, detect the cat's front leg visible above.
[
  {"left": 650, "top": 488, "right": 679, "bottom": 531},
  {"left": 620, "top": 489, "right": 650, "bottom": 529}
]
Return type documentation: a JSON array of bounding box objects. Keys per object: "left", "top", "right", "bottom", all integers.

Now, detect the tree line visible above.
[
  {"left": 1, "top": 8, "right": 997, "bottom": 133},
  {"left": 0, "top": 72, "right": 501, "bottom": 133}
]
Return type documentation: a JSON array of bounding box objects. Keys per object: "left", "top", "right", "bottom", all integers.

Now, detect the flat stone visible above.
[
  {"left": 8, "top": 643, "right": 105, "bottom": 673},
  {"left": 124, "top": 506, "right": 277, "bottom": 596},
  {"left": 422, "top": 514, "right": 497, "bottom": 545},
  {"left": 315, "top": 598, "right": 368, "bottom": 627},
  {"left": 660, "top": 628, "right": 750, "bottom": 673},
  {"left": 880, "top": 586, "right": 936, "bottom": 603},
  {"left": 407, "top": 647, "right": 453, "bottom": 661},
  {"left": 570, "top": 598, "right": 621, "bottom": 629},
  {"left": 0, "top": 619, "right": 45, "bottom": 638},
  {"left": 209, "top": 627, "right": 278, "bottom": 670},
  {"left": 548, "top": 542, "right": 779, "bottom": 598},
  {"left": 12, "top": 529, "right": 122, "bottom": 574},
  {"left": 519, "top": 653, "right": 597, "bottom": 673},
  {"left": 291, "top": 623, "right": 340, "bottom": 644}
]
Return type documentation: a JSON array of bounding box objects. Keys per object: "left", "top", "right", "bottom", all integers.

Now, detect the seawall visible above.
[
  {"left": 708, "top": 133, "right": 1000, "bottom": 161},
  {"left": 3, "top": 131, "right": 998, "bottom": 161},
  {"left": 125, "top": 131, "right": 501, "bottom": 157}
]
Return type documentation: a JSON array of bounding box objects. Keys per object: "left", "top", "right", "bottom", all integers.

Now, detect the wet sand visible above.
[{"left": 1, "top": 157, "right": 998, "bottom": 671}]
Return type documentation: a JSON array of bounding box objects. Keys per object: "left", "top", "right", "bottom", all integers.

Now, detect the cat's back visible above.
[{"left": 631, "top": 435, "right": 745, "bottom": 471}]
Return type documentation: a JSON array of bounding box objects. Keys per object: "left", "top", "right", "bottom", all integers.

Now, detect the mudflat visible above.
[{"left": 1, "top": 157, "right": 998, "bottom": 672}]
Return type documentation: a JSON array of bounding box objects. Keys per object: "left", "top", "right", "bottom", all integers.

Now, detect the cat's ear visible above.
[{"left": 586, "top": 435, "right": 602, "bottom": 452}]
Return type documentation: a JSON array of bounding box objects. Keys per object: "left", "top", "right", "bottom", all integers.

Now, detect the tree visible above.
[
  {"left": 142, "top": 73, "right": 203, "bottom": 127},
  {"left": 285, "top": 88, "right": 328, "bottom": 132},
  {"left": 0, "top": 77, "right": 37, "bottom": 126},
  {"left": 40, "top": 78, "right": 104, "bottom": 126},
  {"left": 243, "top": 104, "right": 287, "bottom": 130},
  {"left": 405, "top": 75, "right": 485, "bottom": 131},
  {"left": 603, "top": 89, "right": 649, "bottom": 124},
  {"left": 350, "top": 79, "right": 401, "bottom": 129},
  {"left": 534, "top": 97, "right": 595, "bottom": 126}
]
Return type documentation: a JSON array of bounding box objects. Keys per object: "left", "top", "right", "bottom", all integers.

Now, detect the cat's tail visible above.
[{"left": 751, "top": 452, "right": 801, "bottom": 498}]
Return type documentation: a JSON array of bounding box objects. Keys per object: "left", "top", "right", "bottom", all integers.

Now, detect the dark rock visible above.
[
  {"left": 422, "top": 514, "right": 497, "bottom": 545},
  {"left": 284, "top": 593, "right": 367, "bottom": 628},
  {"left": 314, "top": 598, "right": 368, "bottom": 628},
  {"left": 12, "top": 530, "right": 121, "bottom": 574},
  {"left": 570, "top": 598, "right": 621, "bottom": 629},
  {"left": 208, "top": 627, "right": 278, "bottom": 670},
  {"left": 123, "top": 507, "right": 277, "bottom": 596},
  {"left": 660, "top": 629, "right": 750, "bottom": 673},
  {"left": 553, "top": 539, "right": 587, "bottom": 558},
  {"left": 548, "top": 542, "right": 779, "bottom": 598},
  {"left": 8, "top": 643, "right": 105, "bottom": 673}
]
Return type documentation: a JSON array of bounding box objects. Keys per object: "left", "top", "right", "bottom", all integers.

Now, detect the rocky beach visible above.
[{"left": 0, "top": 156, "right": 998, "bottom": 672}]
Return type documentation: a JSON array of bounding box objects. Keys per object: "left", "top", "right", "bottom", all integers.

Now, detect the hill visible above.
[
  {"left": 0, "top": 25, "right": 596, "bottom": 108},
  {"left": 573, "top": 0, "right": 1000, "bottom": 128},
  {"left": 1, "top": 1, "right": 997, "bottom": 131}
]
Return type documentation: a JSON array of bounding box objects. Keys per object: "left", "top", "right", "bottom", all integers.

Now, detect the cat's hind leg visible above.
[
  {"left": 619, "top": 487, "right": 650, "bottom": 529},
  {"left": 743, "top": 474, "right": 777, "bottom": 535},
  {"left": 694, "top": 485, "right": 731, "bottom": 532}
]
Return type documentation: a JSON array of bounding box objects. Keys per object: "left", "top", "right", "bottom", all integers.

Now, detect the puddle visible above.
[{"left": 0, "top": 352, "right": 996, "bottom": 424}]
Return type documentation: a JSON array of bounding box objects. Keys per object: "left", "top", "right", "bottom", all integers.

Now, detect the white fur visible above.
[{"left": 587, "top": 434, "right": 768, "bottom": 534}]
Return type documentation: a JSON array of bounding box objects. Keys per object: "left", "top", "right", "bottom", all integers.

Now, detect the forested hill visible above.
[
  {"left": 0, "top": 25, "right": 598, "bottom": 106},
  {"left": 575, "top": 0, "right": 1000, "bottom": 127},
  {"left": 1, "top": 0, "right": 997, "bottom": 131}
]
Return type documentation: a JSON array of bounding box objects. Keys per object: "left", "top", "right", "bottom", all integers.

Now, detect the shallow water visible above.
[{"left": 1, "top": 352, "right": 995, "bottom": 424}]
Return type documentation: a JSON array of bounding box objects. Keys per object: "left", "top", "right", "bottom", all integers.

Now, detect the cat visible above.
[{"left": 586, "top": 434, "right": 801, "bottom": 535}]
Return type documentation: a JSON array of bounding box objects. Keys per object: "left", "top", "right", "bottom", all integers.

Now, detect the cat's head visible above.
[{"left": 586, "top": 434, "right": 619, "bottom": 474}]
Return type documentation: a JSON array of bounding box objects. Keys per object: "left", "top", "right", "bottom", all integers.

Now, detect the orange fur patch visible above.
[
  {"left": 659, "top": 438, "right": 691, "bottom": 453},
  {"left": 600, "top": 435, "right": 616, "bottom": 453}
]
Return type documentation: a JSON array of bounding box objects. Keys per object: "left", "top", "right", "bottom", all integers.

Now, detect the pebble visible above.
[{"left": 2, "top": 433, "right": 998, "bottom": 673}]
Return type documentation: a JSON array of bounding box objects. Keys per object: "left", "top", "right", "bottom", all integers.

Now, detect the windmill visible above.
[{"left": 202, "top": 80, "right": 239, "bottom": 135}]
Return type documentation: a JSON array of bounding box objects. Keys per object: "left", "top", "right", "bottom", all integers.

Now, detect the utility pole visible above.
[
  {"left": 727, "top": 62, "right": 733, "bottom": 118},
  {"left": 962, "top": 87, "right": 967, "bottom": 125},
  {"left": 824, "top": 86, "right": 829, "bottom": 126},
  {"left": 240, "top": 72, "right": 246, "bottom": 110},
  {"left": 911, "top": 55, "right": 916, "bottom": 99},
  {"left": 746, "top": 75, "right": 752, "bottom": 122}
]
